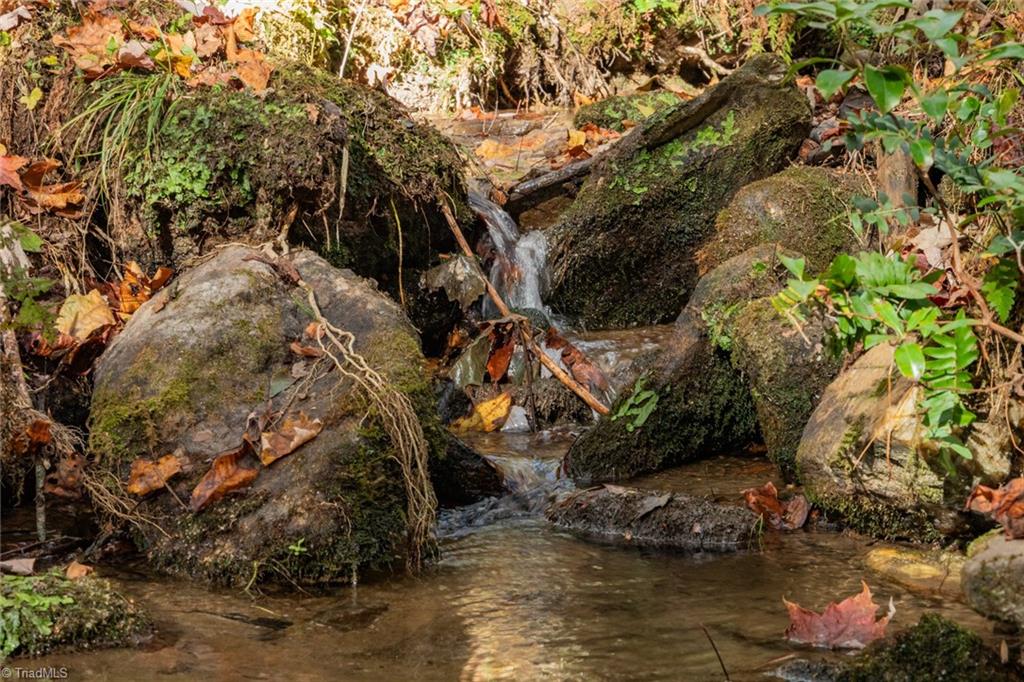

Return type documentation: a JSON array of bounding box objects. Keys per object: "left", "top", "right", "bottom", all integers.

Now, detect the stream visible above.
[{"left": 28, "top": 430, "right": 991, "bottom": 681}]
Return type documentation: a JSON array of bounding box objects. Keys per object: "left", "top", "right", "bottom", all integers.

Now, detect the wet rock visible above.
[
  {"left": 565, "top": 321, "right": 757, "bottom": 483},
  {"left": 546, "top": 485, "right": 758, "bottom": 551},
  {"left": 0, "top": 572, "right": 151, "bottom": 657},
  {"left": 730, "top": 299, "right": 841, "bottom": 476},
  {"left": 864, "top": 546, "right": 964, "bottom": 597},
  {"left": 572, "top": 90, "right": 682, "bottom": 131},
  {"left": 796, "top": 344, "right": 965, "bottom": 542},
  {"left": 686, "top": 243, "right": 793, "bottom": 315},
  {"left": 775, "top": 614, "right": 1019, "bottom": 681},
  {"left": 510, "top": 377, "right": 594, "bottom": 428},
  {"left": 698, "top": 166, "right": 868, "bottom": 277},
  {"left": 89, "top": 246, "right": 446, "bottom": 586},
  {"left": 548, "top": 54, "right": 810, "bottom": 328},
  {"left": 432, "top": 435, "right": 505, "bottom": 507},
  {"left": 962, "top": 534, "right": 1024, "bottom": 630}
]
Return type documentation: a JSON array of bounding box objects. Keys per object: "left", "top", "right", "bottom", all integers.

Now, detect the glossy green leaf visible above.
[{"left": 894, "top": 342, "right": 926, "bottom": 380}]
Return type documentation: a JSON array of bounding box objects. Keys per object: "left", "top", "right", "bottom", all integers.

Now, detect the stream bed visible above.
[{"left": 29, "top": 432, "right": 992, "bottom": 681}]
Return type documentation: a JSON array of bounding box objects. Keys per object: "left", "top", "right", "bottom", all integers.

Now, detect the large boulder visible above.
[
  {"left": 88, "top": 246, "right": 446, "bottom": 586},
  {"left": 547, "top": 54, "right": 810, "bottom": 328},
  {"left": 546, "top": 485, "right": 758, "bottom": 551},
  {"left": 565, "top": 245, "right": 789, "bottom": 483},
  {"left": 697, "top": 166, "right": 868, "bottom": 276},
  {"left": 962, "top": 534, "right": 1024, "bottom": 630},
  {"left": 796, "top": 344, "right": 966, "bottom": 541},
  {"left": 730, "top": 299, "right": 841, "bottom": 477}
]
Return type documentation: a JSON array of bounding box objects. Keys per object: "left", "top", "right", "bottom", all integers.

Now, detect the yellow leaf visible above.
[
  {"left": 20, "top": 87, "right": 43, "bottom": 111},
  {"left": 474, "top": 139, "right": 517, "bottom": 160},
  {"left": 452, "top": 392, "right": 512, "bottom": 432},
  {"left": 55, "top": 289, "right": 115, "bottom": 341},
  {"left": 635, "top": 102, "right": 656, "bottom": 118},
  {"left": 567, "top": 129, "right": 587, "bottom": 149}
]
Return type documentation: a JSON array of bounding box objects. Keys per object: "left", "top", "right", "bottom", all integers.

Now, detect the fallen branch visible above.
[
  {"left": 439, "top": 198, "right": 611, "bottom": 415},
  {"left": 503, "top": 155, "right": 598, "bottom": 218}
]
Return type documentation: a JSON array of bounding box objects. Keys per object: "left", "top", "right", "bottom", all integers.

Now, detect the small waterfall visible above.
[{"left": 468, "top": 190, "right": 549, "bottom": 315}]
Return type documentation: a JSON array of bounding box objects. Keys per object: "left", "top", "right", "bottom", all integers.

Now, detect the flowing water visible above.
[
  {"left": 31, "top": 430, "right": 992, "bottom": 682},
  {"left": 469, "top": 190, "right": 550, "bottom": 315}
]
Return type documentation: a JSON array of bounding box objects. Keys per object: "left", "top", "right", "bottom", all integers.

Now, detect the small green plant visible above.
[
  {"left": 0, "top": 575, "right": 74, "bottom": 658},
  {"left": 287, "top": 538, "right": 308, "bottom": 556},
  {"left": 613, "top": 375, "right": 660, "bottom": 432},
  {"left": 761, "top": 0, "right": 1024, "bottom": 471},
  {"left": 0, "top": 221, "right": 55, "bottom": 335},
  {"left": 701, "top": 301, "right": 742, "bottom": 352}
]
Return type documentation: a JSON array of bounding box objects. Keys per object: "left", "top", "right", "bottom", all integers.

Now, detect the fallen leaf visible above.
[
  {"left": 289, "top": 340, "right": 323, "bottom": 358},
  {"left": 452, "top": 392, "right": 512, "bottom": 432},
  {"left": 423, "top": 254, "right": 487, "bottom": 309},
  {"left": 116, "top": 261, "right": 173, "bottom": 319},
  {"left": 190, "top": 443, "right": 259, "bottom": 512},
  {"left": 19, "top": 159, "right": 85, "bottom": 217},
  {"left": 193, "top": 22, "right": 222, "bottom": 58},
  {"left": 0, "top": 557, "right": 36, "bottom": 576},
  {"left": 567, "top": 129, "right": 587, "bottom": 149},
  {"left": 44, "top": 452, "right": 86, "bottom": 500},
  {"left": 0, "top": 154, "right": 28, "bottom": 192},
  {"left": 0, "top": 5, "right": 32, "bottom": 31},
  {"left": 475, "top": 139, "right": 517, "bottom": 160},
  {"left": 55, "top": 289, "right": 116, "bottom": 341},
  {"left": 52, "top": 12, "right": 125, "bottom": 78},
  {"left": 234, "top": 50, "right": 272, "bottom": 92},
  {"left": 486, "top": 331, "right": 515, "bottom": 382},
  {"left": 784, "top": 581, "right": 894, "bottom": 649},
  {"left": 20, "top": 86, "right": 43, "bottom": 111},
  {"left": 127, "top": 453, "right": 184, "bottom": 496},
  {"left": 966, "top": 478, "right": 1024, "bottom": 539},
  {"left": 260, "top": 412, "right": 323, "bottom": 465},
  {"left": 127, "top": 20, "right": 161, "bottom": 40},
  {"left": 116, "top": 40, "right": 155, "bottom": 71},
  {"left": 232, "top": 7, "right": 258, "bottom": 42},
  {"left": 742, "top": 481, "right": 809, "bottom": 530},
  {"left": 65, "top": 560, "right": 94, "bottom": 580}
]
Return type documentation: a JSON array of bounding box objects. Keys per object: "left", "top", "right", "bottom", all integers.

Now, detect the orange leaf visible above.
[
  {"left": 127, "top": 20, "right": 161, "bottom": 40},
  {"left": 65, "top": 560, "right": 94, "bottom": 580},
  {"left": 289, "top": 340, "right": 323, "bottom": 358},
  {"left": 259, "top": 412, "right": 323, "bottom": 466},
  {"left": 52, "top": 12, "right": 124, "bottom": 78},
  {"left": 190, "top": 443, "right": 259, "bottom": 512},
  {"left": 127, "top": 453, "right": 184, "bottom": 496},
  {"left": 966, "top": 478, "right": 1024, "bottom": 539},
  {"left": 0, "top": 154, "right": 27, "bottom": 192},
  {"left": 742, "top": 481, "right": 809, "bottom": 530},
  {"left": 784, "top": 582, "right": 894, "bottom": 649},
  {"left": 232, "top": 7, "right": 259, "bottom": 42},
  {"left": 475, "top": 139, "right": 517, "bottom": 160},
  {"left": 194, "top": 22, "right": 222, "bottom": 58},
  {"left": 43, "top": 452, "right": 85, "bottom": 500},
  {"left": 233, "top": 50, "right": 272, "bottom": 92},
  {"left": 486, "top": 333, "right": 514, "bottom": 382}
]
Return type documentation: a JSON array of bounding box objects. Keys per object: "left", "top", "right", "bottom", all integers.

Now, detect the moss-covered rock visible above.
[
  {"left": 730, "top": 299, "right": 841, "bottom": 477},
  {"left": 565, "top": 320, "right": 758, "bottom": 483},
  {"left": 89, "top": 246, "right": 445, "bottom": 586},
  {"left": 573, "top": 91, "right": 682, "bottom": 131},
  {"left": 962, "top": 534, "right": 1024, "bottom": 630},
  {"left": 116, "top": 65, "right": 470, "bottom": 303},
  {"left": 839, "top": 614, "right": 1019, "bottom": 682},
  {"left": 796, "top": 344, "right": 968, "bottom": 542},
  {"left": 548, "top": 54, "right": 810, "bottom": 328},
  {"left": 0, "top": 572, "right": 150, "bottom": 658},
  {"left": 697, "top": 166, "right": 868, "bottom": 276}
]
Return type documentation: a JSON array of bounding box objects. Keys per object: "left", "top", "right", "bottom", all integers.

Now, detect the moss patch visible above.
[
  {"left": 573, "top": 91, "right": 682, "bottom": 131},
  {"left": 0, "top": 573, "right": 150, "bottom": 658}
]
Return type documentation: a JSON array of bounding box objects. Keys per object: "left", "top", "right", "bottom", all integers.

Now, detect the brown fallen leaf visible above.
[
  {"left": 116, "top": 261, "right": 173, "bottom": 319},
  {"left": 0, "top": 153, "right": 28, "bottom": 192},
  {"left": 289, "top": 340, "right": 323, "bottom": 358},
  {"left": 742, "top": 481, "right": 809, "bottom": 531},
  {"left": 0, "top": 557, "right": 36, "bottom": 576},
  {"left": 18, "top": 159, "right": 86, "bottom": 217},
  {"left": 232, "top": 7, "right": 259, "bottom": 42},
  {"left": 44, "top": 452, "right": 86, "bottom": 500},
  {"left": 193, "top": 22, "right": 222, "bottom": 58},
  {"left": 55, "top": 289, "right": 116, "bottom": 341},
  {"left": 127, "top": 453, "right": 184, "bottom": 496},
  {"left": 486, "top": 330, "right": 515, "bottom": 383},
  {"left": 784, "top": 581, "right": 894, "bottom": 649},
  {"left": 52, "top": 12, "right": 125, "bottom": 78},
  {"left": 65, "top": 560, "right": 94, "bottom": 580},
  {"left": 966, "top": 478, "right": 1024, "bottom": 539},
  {"left": 260, "top": 412, "right": 323, "bottom": 466},
  {"left": 190, "top": 443, "right": 259, "bottom": 512}
]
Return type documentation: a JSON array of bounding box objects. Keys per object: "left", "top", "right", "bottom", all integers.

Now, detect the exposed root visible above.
[
  {"left": 80, "top": 466, "right": 171, "bottom": 540},
  {"left": 297, "top": 273, "right": 436, "bottom": 571}
]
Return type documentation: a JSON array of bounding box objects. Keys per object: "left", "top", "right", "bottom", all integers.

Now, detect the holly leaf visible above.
[{"left": 784, "top": 582, "right": 895, "bottom": 649}]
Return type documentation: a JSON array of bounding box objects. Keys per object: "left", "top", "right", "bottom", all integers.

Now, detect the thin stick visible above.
[
  {"left": 699, "top": 623, "right": 731, "bottom": 681},
  {"left": 337, "top": 143, "right": 349, "bottom": 248},
  {"left": 438, "top": 199, "right": 611, "bottom": 415},
  {"left": 338, "top": 0, "right": 369, "bottom": 79}
]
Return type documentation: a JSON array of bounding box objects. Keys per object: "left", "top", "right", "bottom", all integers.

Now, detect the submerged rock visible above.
[
  {"left": 962, "top": 534, "right": 1024, "bottom": 630},
  {"left": 88, "top": 246, "right": 445, "bottom": 586},
  {"left": 863, "top": 546, "right": 964, "bottom": 597},
  {"left": 546, "top": 485, "right": 757, "bottom": 551},
  {"left": 698, "top": 166, "right": 868, "bottom": 276},
  {"left": 795, "top": 344, "right": 963, "bottom": 542},
  {"left": 548, "top": 54, "right": 810, "bottom": 328},
  {"left": 0, "top": 572, "right": 150, "bottom": 657}
]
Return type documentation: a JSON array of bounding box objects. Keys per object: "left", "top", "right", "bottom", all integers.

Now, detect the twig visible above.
[
  {"left": 699, "top": 623, "right": 731, "bottom": 681},
  {"left": 338, "top": 0, "right": 369, "bottom": 79},
  {"left": 437, "top": 197, "right": 610, "bottom": 415}
]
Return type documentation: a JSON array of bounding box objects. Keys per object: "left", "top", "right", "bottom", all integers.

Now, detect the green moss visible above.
[
  {"left": 806, "top": 487, "right": 942, "bottom": 543},
  {"left": 841, "top": 614, "right": 1018, "bottom": 681},
  {"left": 0, "top": 572, "right": 150, "bottom": 658},
  {"left": 573, "top": 91, "right": 681, "bottom": 131}
]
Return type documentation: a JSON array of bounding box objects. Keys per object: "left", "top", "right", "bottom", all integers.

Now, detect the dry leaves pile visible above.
[
  {"left": 48, "top": 4, "right": 273, "bottom": 92},
  {"left": 784, "top": 581, "right": 895, "bottom": 649},
  {"left": 966, "top": 478, "right": 1024, "bottom": 539},
  {"left": 0, "top": 152, "right": 85, "bottom": 218}
]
